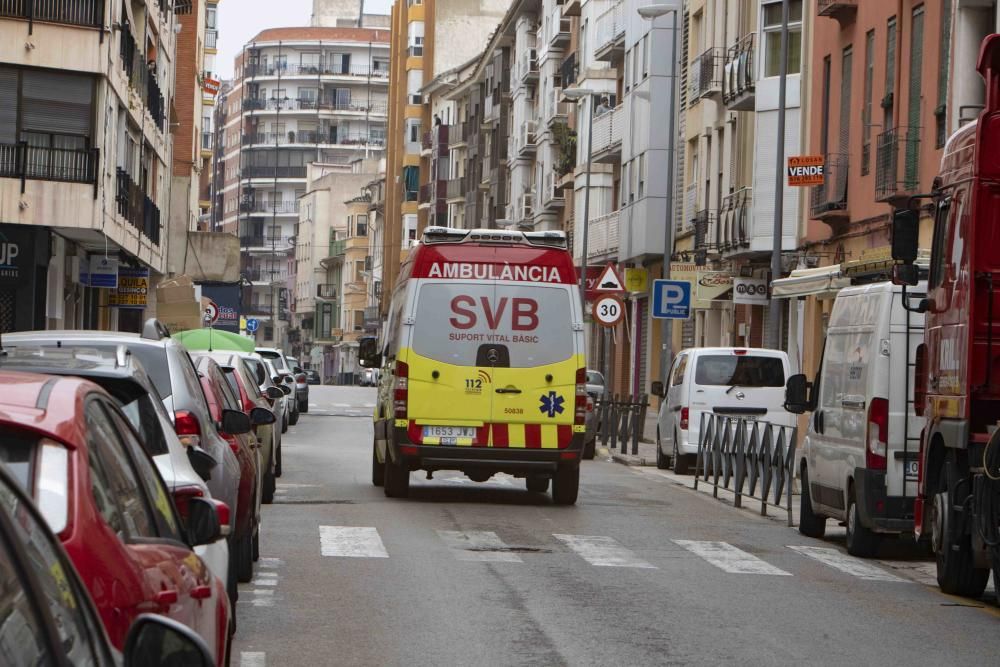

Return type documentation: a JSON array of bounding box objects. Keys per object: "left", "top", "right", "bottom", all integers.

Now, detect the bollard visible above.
[
  {"left": 630, "top": 394, "right": 641, "bottom": 456},
  {"left": 619, "top": 400, "right": 629, "bottom": 454},
  {"left": 609, "top": 394, "right": 619, "bottom": 452}
]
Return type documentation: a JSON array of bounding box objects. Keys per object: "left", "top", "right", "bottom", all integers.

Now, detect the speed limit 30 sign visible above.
[{"left": 592, "top": 295, "right": 625, "bottom": 328}]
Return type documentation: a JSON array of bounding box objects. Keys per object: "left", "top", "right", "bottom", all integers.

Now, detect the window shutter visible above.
[
  {"left": 0, "top": 68, "right": 17, "bottom": 144},
  {"left": 21, "top": 71, "right": 93, "bottom": 137}
]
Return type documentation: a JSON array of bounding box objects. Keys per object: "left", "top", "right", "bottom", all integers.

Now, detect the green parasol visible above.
[{"left": 172, "top": 328, "right": 255, "bottom": 353}]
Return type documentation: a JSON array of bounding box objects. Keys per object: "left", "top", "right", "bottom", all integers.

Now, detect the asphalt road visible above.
[{"left": 233, "top": 385, "right": 1000, "bottom": 666}]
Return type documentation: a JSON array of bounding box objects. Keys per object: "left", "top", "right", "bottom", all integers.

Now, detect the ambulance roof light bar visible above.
[{"left": 422, "top": 226, "right": 567, "bottom": 249}]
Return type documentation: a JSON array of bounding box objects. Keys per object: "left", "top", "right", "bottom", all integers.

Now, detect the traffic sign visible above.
[
  {"left": 651, "top": 279, "right": 692, "bottom": 320},
  {"left": 592, "top": 295, "right": 625, "bottom": 328},
  {"left": 204, "top": 300, "right": 220, "bottom": 325},
  {"left": 246, "top": 318, "right": 260, "bottom": 333},
  {"left": 594, "top": 263, "right": 625, "bottom": 293}
]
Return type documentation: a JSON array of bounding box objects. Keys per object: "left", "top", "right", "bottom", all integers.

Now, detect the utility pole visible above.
[{"left": 767, "top": 0, "right": 790, "bottom": 349}]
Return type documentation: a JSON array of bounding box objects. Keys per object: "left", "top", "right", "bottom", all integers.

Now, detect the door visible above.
[
  {"left": 662, "top": 353, "right": 688, "bottom": 451},
  {"left": 810, "top": 329, "right": 851, "bottom": 514}
]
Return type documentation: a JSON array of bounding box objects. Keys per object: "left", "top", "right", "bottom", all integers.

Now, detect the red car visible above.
[{"left": 0, "top": 370, "right": 232, "bottom": 664}]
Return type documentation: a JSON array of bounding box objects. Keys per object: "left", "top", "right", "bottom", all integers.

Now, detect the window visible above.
[
  {"left": 637, "top": 153, "right": 646, "bottom": 198},
  {"left": 119, "top": 393, "right": 170, "bottom": 456},
  {"left": 356, "top": 214, "right": 368, "bottom": 237},
  {"left": 328, "top": 53, "right": 351, "bottom": 74},
  {"left": 937, "top": 0, "right": 953, "bottom": 147},
  {"left": 206, "top": 6, "right": 217, "bottom": 28},
  {"left": 300, "top": 52, "right": 320, "bottom": 72},
  {"left": 862, "top": 30, "right": 875, "bottom": 175},
  {"left": 929, "top": 196, "right": 952, "bottom": 289},
  {"left": 762, "top": 0, "right": 802, "bottom": 77},
  {"left": 408, "top": 22, "right": 425, "bottom": 57},
  {"left": 906, "top": 5, "right": 924, "bottom": 186},
  {"left": 820, "top": 55, "right": 831, "bottom": 156},
  {"left": 671, "top": 354, "right": 687, "bottom": 386},
  {"left": 884, "top": 16, "right": 896, "bottom": 131},
  {"left": 693, "top": 355, "right": 785, "bottom": 387}
]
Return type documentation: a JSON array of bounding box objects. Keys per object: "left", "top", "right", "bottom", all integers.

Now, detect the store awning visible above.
[{"left": 772, "top": 264, "right": 850, "bottom": 299}]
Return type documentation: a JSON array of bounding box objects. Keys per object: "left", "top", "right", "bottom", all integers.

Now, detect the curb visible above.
[{"left": 609, "top": 453, "right": 654, "bottom": 467}]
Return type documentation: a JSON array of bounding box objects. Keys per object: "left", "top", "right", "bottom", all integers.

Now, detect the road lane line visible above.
[
  {"left": 257, "top": 557, "right": 283, "bottom": 569},
  {"left": 789, "top": 546, "right": 909, "bottom": 582},
  {"left": 553, "top": 534, "right": 657, "bottom": 568},
  {"left": 241, "top": 652, "right": 266, "bottom": 667},
  {"left": 319, "top": 526, "right": 389, "bottom": 558},
  {"left": 674, "top": 540, "right": 792, "bottom": 576},
  {"left": 437, "top": 530, "right": 523, "bottom": 562}
]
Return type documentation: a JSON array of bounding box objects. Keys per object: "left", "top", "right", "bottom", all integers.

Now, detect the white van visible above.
[
  {"left": 789, "top": 281, "right": 925, "bottom": 557},
  {"left": 652, "top": 347, "right": 794, "bottom": 474}
]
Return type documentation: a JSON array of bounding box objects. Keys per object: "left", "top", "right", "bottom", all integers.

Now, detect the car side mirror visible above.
[
  {"left": 272, "top": 376, "right": 283, "bottom": 385},
  {"left": 892, "top": 263, "right": 920, "bottom": 287},
  {"left": 221, "top": 409, "right": 251, "bottom": 435},
  {"left": 186, "top": 445, "right": 216, "bottom": 481},
  {"left": 891, "top": 208, "right": 920, "bottom": 263},
  {"left": 280, "top": 385, "right": 291, "bottom": 396},
  {"left": 124, "top": 614, "right": 214, "bottom": 667},
  {"left": 185, "top": 497, "right": 224, "bottom": 547},
  {"left": 265, "top": 386, "right": 283, "bottom": 400},
  {"left": 784, "top": 373, "right": 813, "bottom": 414},
  {"left": 251, "top": 406, "right": 276, "bottom": 425},
  {"left": 650, "top": 381, "right": 665, "bottom": 398}
]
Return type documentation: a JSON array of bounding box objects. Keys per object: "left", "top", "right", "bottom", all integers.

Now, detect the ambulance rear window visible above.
[{"left": 412, "top": 282, "right": 574, "bottom": 367}]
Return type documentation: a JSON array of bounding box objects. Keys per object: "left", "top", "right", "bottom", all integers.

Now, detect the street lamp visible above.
[
  {"left": 561, "top": 86, "right": 598, "bottom": 309},
  {"left": 638, "top": 2, "right": 681, "bottom": 390}
]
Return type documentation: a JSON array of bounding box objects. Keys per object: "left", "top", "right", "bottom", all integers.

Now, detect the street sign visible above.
[
  {"left": 594, "top": 263, "right": 625, "bottom": 293},
  {"left": 246, "top": 318, "right": 259, "bottom": 333},
  {"left": 651, "top": 279, "right": 692, "bottom": 320},
  {"left": 592, "top": 295, "right": 625, "bottom": 327},
  {"left": 89, "top": 256, "right": 119, "bottom": 289},
  {"left": 787, "top": 155, "right": 825, "bottom": 187},
  {"left": 733, "top": 277, "right": 769, "bottom": 305},
  {"left": 624, "top": 267, "right": 648, "bottom": 293},
  {"left": 204, "top": 300, "right": 220, "bottom": 324}
]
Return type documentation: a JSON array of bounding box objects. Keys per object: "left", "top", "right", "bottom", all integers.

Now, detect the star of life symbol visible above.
[{"left": 539, "top": 392, "right": 565, "bottom": 418}]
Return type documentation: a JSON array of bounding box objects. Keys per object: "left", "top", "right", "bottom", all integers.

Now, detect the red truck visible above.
[{"left": 890, "top": 34, "right": 1000, "bottom": 598}]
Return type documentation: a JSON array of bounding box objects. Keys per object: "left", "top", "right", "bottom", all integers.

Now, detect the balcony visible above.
[
  {"left": 240, "top": 235, "right": 294, "bottom": 249},
  {"left": 520, "top": 193, "right": 535, "bottom": 220},
  {"left": 810, "top": 154, "right": 849, "bottom": 224},
  {"left": 591, "top": 104, "right": 623, "bottom": 162},
  {"left": 594, "top": 0, "right": 625, "bottom": 62},
  {"left": 0, "top": 142, "right": 98, "bottom": 188},
  {"left": 243, "top": 201, "right": 299, "bottom": 215},
  {"left": 690, "top": 48, "right": 722, "bottom": 103},
  {"left": 691, "top": 209, "right": 715, "bottom": 257},
  {"left": 586, "top": 210, "right": 619, "bottom": 259},
  {"left": 0, "top": 0, "right": 104, "bottom": 29},
  {"left": 418, "top": 181, "right": 447, "bottom": 206},
  {"left": 550, "top": 13, "right": 571, "bottom": 48},
  {"left": 562, "top": 0, "right": 580, "bottom": 17},
  {"left": 245, "top": 63, "right": 392, "bottom": 80},
  {"left": 519, "top": 121, "right": 538, "bottom": 156},
  {"left": 316, "top": 284, "right": 337, "bottom": 300},
  {"left": 519, "top": 49, "right": 539, "bottom": 83},
  {"left": 541, "top": 172, "right": 566, "bottom": 209},
  {"left": 242, "top": 166, "right": 308, "bottom": 179},
  {"left": 245, "top": 269, "right": 289, "bottom": 284},
  {"left": 446, "top": 178, "right": 465, "bottom": 202},
  {"left": 205, "top": 28, "right": 217, "bottom": 49},
  {"left": 115, "top": 168, "right": 160, "bottom": 245},
  {"left": 875, "top": 127, "right": 921, "bottom": 203},
  {"left": 547, "top": 87, "right": 573, "bottom": 127},
  {"left": 817, "top": 0, "right": 857, "bottom": 23},
  {"left": 723, "top": 34, "right": 755, "bottom": 111},
  {"left": 717, "top": 187, "right": 752, "bottom": 254},
  {"left": 560, "top": 52, "right": 578, "bottom": 87},
  {"left": 327, "top": 239, "right": 346, "bottom": 259},
  {"left": 422, "top": 124, "right": 449, "bottom": 156}
]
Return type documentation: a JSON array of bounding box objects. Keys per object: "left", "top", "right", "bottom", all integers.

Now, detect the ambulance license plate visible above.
[{"left": 423, "top": 426, "right": 476, "bottom": 439}]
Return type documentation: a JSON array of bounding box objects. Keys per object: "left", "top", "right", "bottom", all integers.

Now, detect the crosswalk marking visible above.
[
  {"left": 240, "top": 652, "right": 266, "bottom": 667},
  {"left": 437, "top": 530, "right": 523, "bottom": 562},
  {"left": 674, "top": 540, "right": 792, "bottom": 576},
  {"left": 320, "top": 526, "right": 389, "bottom": 558},
  {"left": 553, "top": 534, "right": 657, "bottom": 569},
  {"left": 789, "top": 546, "right": 909, "bottom": 582}
]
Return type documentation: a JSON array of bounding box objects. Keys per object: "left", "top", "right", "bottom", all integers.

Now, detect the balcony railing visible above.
[
  {"left": 810, "top": 154, "right": 849, "bottom": 220},
  {"left": 317, "top": 284, "right": 337, "bottom": 299},
  {"left": 246, "top": 63, "right": 391, "bottom": 79},
  {"left": 718, "top": 187, "right": 752, "bottom": 252},
  {"left": 723, "top": 33, "right": 755, "bottom": 111},
  {"left": 542, "top": 172, "right": 565, "bottom": 208},
  {"left": 690, "top": 47, "right": 722, "bottom": 102},
  {"left": 419, "top": 181, "right": 447, "bottom": 205},
  {"left": 446, "top": 178, "right": 464, "bottom": 200},
  {"left": 595, "top": 0, "right": 625, "bottom": 60},
  {"left": 115, "top": 168, "right": 160, "bottom": 245},
  {"left": 240, "top": 235, "right": 293, "bottom": 248},
  {"left": 550, "top": 10, "right": 571, "bottom": 48},
  {"left": 692, "top": 209, "right": 714, "bottom": 252},
  {"left": 519, "top": 49, "right": 539, "bottom": 82},
  {"left": 591, "top": 104, "right": 623, "bottom": 158},
  {"left": 205, "top": 28, "right": 217, "bottom": 49},
  {"left": 242, "top": 97, "right": 387, "bottom": 115},
  {"left": 875, "top": 127, "right": 921, "bottom": 202},
  {"left": 245, "top": 269, "right": 289, "bottom": 283},
  {"left": 0, "top": 0, "right": 104, "bottom": 29},
  {"left": 547, "top": 87, "right": 573, "bottom": 126},
  {"left": 587, "top": 210, "right": 619, "bottom": 259},
  {"left": 0, "top": 142, "right": 99, "bottom": 188},
  {"left": 242, "top": 166, "right": 308, "bottom": 179},
  {"left": 244, "top": 201, "right": 299, "bottom": 214}
]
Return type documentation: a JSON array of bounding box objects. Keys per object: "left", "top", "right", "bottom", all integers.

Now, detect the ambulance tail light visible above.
[
  {"left": 575, "top": 368, "right": 587, "bottom": 425},
  {"left": 866, "top": 397, "right": 889, "bottom": 471},
  {"left": 394, "top": 361, "right": 409, "bottom": 419},
  {"left": 680, "top": 407, "right": 689, "bottom": 431}
]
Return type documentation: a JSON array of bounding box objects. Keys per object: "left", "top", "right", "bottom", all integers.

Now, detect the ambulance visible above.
[{"left": 360, "top": 227, "right": 588, "bottom": 504}]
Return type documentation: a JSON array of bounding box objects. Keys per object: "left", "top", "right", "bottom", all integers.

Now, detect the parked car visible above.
[
  {"left": 196, "top": 355, "right": 264, "bottom": 584},
  {"left": 4, "top": 322, "right": 246, "bottom": 604},
  {"left": 652, "top": 347, "right": 794, "bottom": 474},
  {"left": 305, "top": 369, "right": 321, "bottom": 385},
  {"left": 360, "top": 367, "right": 379, "bottom": 387},
  {"left": 263, "top": 358, "right": 292, "bottom": 433},
  {"left": 791, "top": 281, "right": 926, "bottom": 557},
  {"left": 287, "top": 356, "right": 309, "bottom": 413},
  {"left": 585, "top": 370, "right": 606, "bottom": 398},
  {"left": 0, "top": 461, "right": 217, "bottom": 667},
  {"left": 0, "top": 345, "right": 236, "bottom": 610},
  {"left": 0, "top": 370, "right": 232, "bottom": 663},
  {"left": 256, "top": 348, "right": 298, "bottom": 425}
]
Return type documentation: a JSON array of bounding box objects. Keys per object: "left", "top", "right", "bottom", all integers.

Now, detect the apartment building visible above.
[
  {"left": 217, "top": 25, "right": 390, "bottom": 346},
  {"left": 382, "top": 0, "right": 510, "bottom": 311},
  {"left": 197, "top": 0, "right": 220, "bottom": 230},
  {"left": 0, "top": 0, "right": 178, "bottom": 332}
]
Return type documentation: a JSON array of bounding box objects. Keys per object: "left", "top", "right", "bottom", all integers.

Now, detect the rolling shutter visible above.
[
  {"left": 0, "top": 68, "right": 17, "bottom": 144},
  {"left": 21, "top": 71, "right": 93, "bottom": 137}
]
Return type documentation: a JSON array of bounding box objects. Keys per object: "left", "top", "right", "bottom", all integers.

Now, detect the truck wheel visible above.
[
  {"left": 383, "top": 457, "right": 410, "bottom": 498},
  {"left": 933, "top": 465, "right": 989, "bottom": 597},
  {"left": 583, "top": 438, "right": 596, "bottom": 460},
  {"left": 372, "top": 441, "right": 385, "bottom": 487},
  {"left": 552, "top": 466, "right": 579, "bottom": 505},
  {"left": 845, "top": 487, "right": 880, "bottom": 557},
  {"left": 672, "top": 432, "right": 690, "bottom": 475},
  {"left": 656, "top": 429, "right": 669, "bottom": 469},
  {"left": 798, "top": 465, "right": 827, "bottom": 538},
  {"left": 526, "top": 475, "right": 549, "bottom": 493}
]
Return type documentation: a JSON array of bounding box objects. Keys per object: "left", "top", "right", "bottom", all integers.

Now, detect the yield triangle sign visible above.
[{"left": 594, "top": 263, "right": 625, "bottom": 293}]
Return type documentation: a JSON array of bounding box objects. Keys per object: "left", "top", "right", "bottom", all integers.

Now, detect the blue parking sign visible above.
[{"left": 651, "top": 279, "right": 692, "bottom": 319}]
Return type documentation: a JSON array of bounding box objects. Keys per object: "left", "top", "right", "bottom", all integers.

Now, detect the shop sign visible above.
[
  {"left": 89, "top": 256, "right": 119, "bottom": 289},
  {"left": 671, "top": 263, "right": 733, "bottom": 309},
  {"left": 109, "top": 268, "right": 149, "bottom": 308},
  {"left": 0, "top": 227, "right": 30, "bottom": 285},
  {"left": 733, "top": 277, "right": 769, "bottom": 305},
  {"left": 200, "top": 283, "right": 241, "bottom": 333},
  {"left": 625, "top": 268, "right": 648, "bottom": 293}
]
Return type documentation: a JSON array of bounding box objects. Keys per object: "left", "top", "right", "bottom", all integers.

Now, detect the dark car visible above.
[
  {"left": 305, "top": 369, "right": 321, "bottom": 385},
  {"left": 286, "top": 356, "right": 309, "bottom": 413},
  {"left": 0, "top": 460, "right": 216, "bottom": 667}
]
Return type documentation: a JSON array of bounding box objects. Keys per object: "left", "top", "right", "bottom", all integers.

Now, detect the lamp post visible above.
[
  {"left": 766, "top": 0, "right": 791, "bottom": 350},
  {"left": 561, "top": 86, "right": 598, "bottom": 310},
  {"left": 638, "top": 2, "right": 681, "bottom": 389}
]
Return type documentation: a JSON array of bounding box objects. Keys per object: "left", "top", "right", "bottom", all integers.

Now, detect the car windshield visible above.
[
  {"left": 259, "top": 351, "right": 287, "bottom": 371},
  {"left": 694, "top": 355, "right": 785, "bottom": 387}
]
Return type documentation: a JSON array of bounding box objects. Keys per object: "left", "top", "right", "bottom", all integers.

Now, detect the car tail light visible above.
[
  {"left": 586, "top": 395, "right": 594, "bottom": 412},
  {"left": 223, "top": 433, "right": 240, "bottom": 453},
  {"left": 733, "top": 349, "right": 748, "bottom": 355},
  {"left": 296, "top": 373, "right": 306, "bottom": 383},
  {"left": 575, "top": 368, "right": 587, "bottom": 425},
  {"left": 172, "top": 485, "right": 204, "bottom": 523},
  {"left": 394, "top": 361, "right": 409, "bottom": 419},
  {"left": 914, "top": 344, "right": 927, "bottom": 417},
  {"left": 211, "top": 499, "right": 231, "bottom": 536},
  {"left": 174, "top": 410, "right": 201, "bottom": 448},
  {"left": 680, "top": 407, "right": 689, "bottom": 430},
  {"left": 866, "top": 397, "right": 888, "bottom": 471}
]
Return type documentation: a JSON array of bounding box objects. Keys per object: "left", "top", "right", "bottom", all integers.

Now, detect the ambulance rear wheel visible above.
[
  {"left": 384, "top": 457, "right": 410, "bottom": 498},
  {"left": 552, "top": 466, "right": 579, "bottom": 505}
]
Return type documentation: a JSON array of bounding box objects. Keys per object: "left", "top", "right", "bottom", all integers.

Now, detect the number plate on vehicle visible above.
[
  {"left": 905, "top": 459, "right": 919, "bottom": 478},
  {"left": 719, "top": 414, "right": 757, "bottom": 421},
  {"left": 423, "top": 426, "right": 476, "bottom": 438}
]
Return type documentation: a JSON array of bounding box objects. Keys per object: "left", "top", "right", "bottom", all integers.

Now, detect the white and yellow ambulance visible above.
[{"left": 361, "top": 227, "right": 588, "bottom": 504}]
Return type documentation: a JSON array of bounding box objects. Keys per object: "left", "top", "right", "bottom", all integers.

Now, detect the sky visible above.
[{"left": 216, "top": 0, "right": 393, "bottom": 79}]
